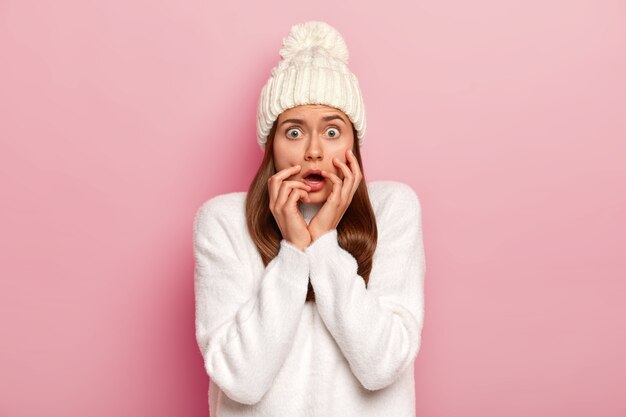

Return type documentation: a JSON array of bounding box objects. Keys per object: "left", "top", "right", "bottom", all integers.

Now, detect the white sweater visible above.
[{"left": 193, "top": 180, "right": 426, "bottom": 417}]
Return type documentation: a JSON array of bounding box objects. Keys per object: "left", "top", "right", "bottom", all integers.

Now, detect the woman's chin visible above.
[{"left": 305, "top": 191, "right": 328, "bottom": 204}]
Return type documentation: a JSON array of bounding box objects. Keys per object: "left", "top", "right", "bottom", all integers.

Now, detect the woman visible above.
[{"left": 194, "top": 21, "right": 426, "bottom": 417}]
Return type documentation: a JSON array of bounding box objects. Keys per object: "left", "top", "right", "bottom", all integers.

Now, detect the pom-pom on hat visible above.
[{"left": 256, "top": 21, "right": 366, "bottom": 151}]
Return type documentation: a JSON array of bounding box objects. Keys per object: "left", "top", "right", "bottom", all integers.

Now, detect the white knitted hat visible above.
[{"left": 256, "top": 21, "right": 367, "bottom": 151}]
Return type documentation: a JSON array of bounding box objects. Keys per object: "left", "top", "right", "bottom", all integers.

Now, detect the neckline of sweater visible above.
[{"left": 299, "top": 201, "right": 323, "bottom": 221}]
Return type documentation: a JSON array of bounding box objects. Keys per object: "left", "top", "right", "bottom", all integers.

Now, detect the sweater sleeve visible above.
[
  {"left": 304, "top": 183, "right": 426, "bottom": 391},
  {"left": 193, "top": 198, "right": 311, "bottom": 405}
]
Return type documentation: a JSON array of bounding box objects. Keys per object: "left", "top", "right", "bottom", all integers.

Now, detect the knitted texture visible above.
[
  {"left": 256, "top": 21, "right": 367, "bottom": 151},
  {"left": 193, "top": 180, "right": 426, "bottom": 416}
]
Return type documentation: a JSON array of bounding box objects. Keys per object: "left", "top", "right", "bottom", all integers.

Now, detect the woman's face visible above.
[{"left": 273, "top": 104, "right": 355, "bottom": 204}]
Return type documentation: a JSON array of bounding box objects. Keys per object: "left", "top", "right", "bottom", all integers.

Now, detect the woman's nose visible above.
[{"left": 305, "top": 137, "right": 323, "bottom": 160}]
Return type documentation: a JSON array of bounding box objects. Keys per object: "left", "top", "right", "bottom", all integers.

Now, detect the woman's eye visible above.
[
  {"left": 327, "top": 127, "right": 340, "bottom": 138},
  {"left": 286, "top": 128, "right": 301, "bottom": 139}
]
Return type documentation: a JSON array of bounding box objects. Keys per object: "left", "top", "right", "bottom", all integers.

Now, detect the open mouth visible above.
[
  {"left": 304, "top": 173, "right": 324, "bottom": 183},
  {"left": 302, "top": 170, "right": 326, "bottom": 191}
]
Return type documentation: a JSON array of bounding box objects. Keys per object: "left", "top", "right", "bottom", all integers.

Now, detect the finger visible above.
[
  {"left": 269, "top": 165, "right": 301, "bottom": 206},
  {"left": 320, "top": 170, "right": 343, "bottom": 205},
  {"left": 270, "top": 167, "right": 310, "bottom": 211},
  {"left": 343, "top": 149, "right": 361, "bottom": 182},
  {"left": 333, "top": 156, "right": 355, "bottom": 203},
  {"left": 333, "top": 156, "right": 353, "bottom": 183},
  {"left": 287, "top": 188, "right": 309, "bottom": 209},
  {"left": 268, "top": 165, "right": 302, "bottom": 206},
  {"left": 346, "top": 148, "right": 363, "bottom": 194},
  {"left": 275, "top": 180, "right": 312, "bottom": 212},
  {"left": 275, "top": 180, "right": 308, "bottom": 211}
]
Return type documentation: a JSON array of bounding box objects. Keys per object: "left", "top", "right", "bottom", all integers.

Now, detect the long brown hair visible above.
[{"left": 245, "top": 118, "right": 378, "bottom": 302}]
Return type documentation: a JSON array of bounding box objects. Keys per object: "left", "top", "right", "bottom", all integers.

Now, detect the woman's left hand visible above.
[{"left": 308, "top": 148, "right": 362, "bottom": 241}]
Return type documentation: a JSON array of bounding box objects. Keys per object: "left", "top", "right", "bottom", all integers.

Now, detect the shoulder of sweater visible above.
[
  {"left": 193, "top": 191, "right": 247, "bottom": 235},
  {"left": 367, "top": 180, "right": 422, "bottom": 219}
]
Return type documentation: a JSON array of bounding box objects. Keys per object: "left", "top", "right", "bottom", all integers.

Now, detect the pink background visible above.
[{"left": 1, "top": 0, "right": 625, "bottom": 416}]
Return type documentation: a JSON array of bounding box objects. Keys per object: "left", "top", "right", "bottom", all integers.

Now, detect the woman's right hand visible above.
[{"left": 268, "top": 165, "right": 312, "bottom": 251}]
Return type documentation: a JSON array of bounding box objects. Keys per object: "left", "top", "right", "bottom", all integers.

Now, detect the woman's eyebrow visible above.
[
  {"left": 279, "top": 114, "right": 348, "bottom": 127},
  {"left": 322, "top": 115, "right": 347, "bottom": 125}
]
